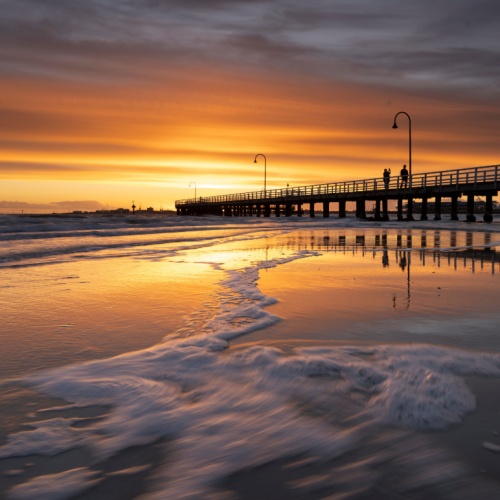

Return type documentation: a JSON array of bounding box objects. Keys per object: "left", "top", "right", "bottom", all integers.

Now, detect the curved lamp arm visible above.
[
  {"left": 253, "top": 154, "right": 267, "bottom": 194},
  {"left": 392, "top": 111, "right": 412, "bottom": 177}
]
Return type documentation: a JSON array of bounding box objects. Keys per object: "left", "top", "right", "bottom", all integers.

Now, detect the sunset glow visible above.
[{"left": 1, "top": 1, "right": 499, "bottom": 212}]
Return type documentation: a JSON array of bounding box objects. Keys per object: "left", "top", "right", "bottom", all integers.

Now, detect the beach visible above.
[{"left": 1, "top": 214, "right": 500, "bottom": 499}]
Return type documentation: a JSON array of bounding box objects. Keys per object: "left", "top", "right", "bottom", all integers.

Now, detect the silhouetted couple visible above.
[{"left": 384, "top": 165, "right": 409, "bottom": 188}]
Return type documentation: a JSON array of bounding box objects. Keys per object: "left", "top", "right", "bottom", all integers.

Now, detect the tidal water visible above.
[{"left": 1, "top": 214, "right": 500, "bottom": 499}]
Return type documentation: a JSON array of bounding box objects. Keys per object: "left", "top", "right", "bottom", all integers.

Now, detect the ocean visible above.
[{"left": 1, "top": 213, "right": 500, "bottom": 499}]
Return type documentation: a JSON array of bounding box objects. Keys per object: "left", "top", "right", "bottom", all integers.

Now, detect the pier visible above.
[{"left": 175, "top": 164, "right": 499, "bottom": 222}]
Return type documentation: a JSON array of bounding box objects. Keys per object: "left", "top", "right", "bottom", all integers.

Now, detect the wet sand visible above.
[{"left": 2, "top": 222, "right": 500, "bottom": 499}]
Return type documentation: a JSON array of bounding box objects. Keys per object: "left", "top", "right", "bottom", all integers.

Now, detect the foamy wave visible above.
[
  {"left": 8, "top": 467, "right": 101, "bottom": 500},
  {"left": 2, "top": 342, "right": 499, "bottom": 497}
]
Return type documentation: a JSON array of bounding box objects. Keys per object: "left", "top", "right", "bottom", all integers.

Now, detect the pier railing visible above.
[{"left": 175, "top": 164, "right": 499, "bottom": 206}]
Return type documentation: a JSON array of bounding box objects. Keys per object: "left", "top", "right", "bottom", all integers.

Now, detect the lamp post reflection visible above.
[
  {"left": 253, "top": 154, "right": 267, "bottom": 197},
  {"left": 393, "top": 249, "right": 411, "bottom": 310}
]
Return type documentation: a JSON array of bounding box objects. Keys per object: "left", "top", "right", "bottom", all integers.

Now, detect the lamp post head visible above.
[
  {"left": 392, "top": 122, "right": 398, "bottom": 129},
  {"left": 253, "top": 159, "right": 257, "bottom": 164}
]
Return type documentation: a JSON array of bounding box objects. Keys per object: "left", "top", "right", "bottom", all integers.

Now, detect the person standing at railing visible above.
[
  {"left": 383, "top": 168, "right": 391, "bottom": 188},
  {"left": 400, "top": 165, "right": 409, "bottom": 188}
]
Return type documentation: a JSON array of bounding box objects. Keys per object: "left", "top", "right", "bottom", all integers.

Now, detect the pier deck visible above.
[{"left": 175, "top": 165, "right": 499, "bottom": 222}]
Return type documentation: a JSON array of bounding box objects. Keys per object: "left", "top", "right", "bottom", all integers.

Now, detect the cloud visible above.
[
  {"left": 0, "top": 200, "right": 108, "bottom": 211},
  {"left": 2, "top": 0, "right": 499, "bottom": 95},
  {"left": 219, "top": 32, "right": 320, "bottom": 64},
  {"left": 50, "top": 200, "right": 109, "bottom": 210},
  {"left": 420, "top": 0, "right": 500, "bottom": 39}
]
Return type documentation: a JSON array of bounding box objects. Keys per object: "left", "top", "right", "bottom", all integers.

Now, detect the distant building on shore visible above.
[
  {"left": 92, "top": 207, "right": 175, "bottom": 215},
  {"left": 94, "top": 208, "right": 131, "bottom": 215}
]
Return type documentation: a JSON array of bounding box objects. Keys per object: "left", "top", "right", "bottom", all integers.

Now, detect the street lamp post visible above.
[
  {"left": 189, "top": 181, "right": 197, "bottom": 200},
  {"left": 253, "top": 154, "right": 267, "bottom": 197},
  {"left": 392, "top": 111, "right": 412, "bottom": 177}
]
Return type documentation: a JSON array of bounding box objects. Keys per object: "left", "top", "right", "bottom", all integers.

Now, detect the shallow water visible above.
[
  {"left": 1, "top": 215, "right": 500, "bottom": 499},
  {"left": 248, "top": 229, "right": 500, "bottom": 351}
]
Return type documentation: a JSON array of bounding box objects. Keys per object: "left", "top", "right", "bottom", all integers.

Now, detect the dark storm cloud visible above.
[
  {"left": 0, "top": 2, "right": 188, "bottom": 82},
  {"left": 388, "top": 48, "right": 500, "bottom": 81},
  {"left": 140, "top": 0, "right": 266, "bottom": 7},
  {"left": 1, "top": 0, "right": 499, "bottom": 95},
  {"left": 420, "top": 0, "right": 500, "bottom": 37},
  {"left": 220, "top": 33, "right": 320, "bottom": 62}
]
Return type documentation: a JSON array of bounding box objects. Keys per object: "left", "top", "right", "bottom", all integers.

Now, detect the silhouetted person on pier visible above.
[
  {"left": 383, "top": 168, "right": 391, "bottom": 189},
  {"left": 400, "top": 165, "right": 409, "bottom": 188}
]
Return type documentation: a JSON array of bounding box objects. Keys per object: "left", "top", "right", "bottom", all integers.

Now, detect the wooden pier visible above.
[{"left": 175, "top": 165, "right": 499, "bottom": 222}]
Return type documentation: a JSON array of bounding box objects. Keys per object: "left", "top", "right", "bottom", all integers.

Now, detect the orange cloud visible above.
[{"left": 1, "top": 65, "right": 499, "bottom": 210}]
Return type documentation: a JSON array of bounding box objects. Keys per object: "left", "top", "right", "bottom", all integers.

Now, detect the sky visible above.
[{"left": 1, "top": 0, "right": 499, "bottom": 212}]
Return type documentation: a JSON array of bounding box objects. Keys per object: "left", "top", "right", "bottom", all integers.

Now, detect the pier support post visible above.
[
  {"left": 339, "top": 199, "right": 346, "bottom": 218},
  {"left": 466, "top": 194, "right": 476, "bottom": 222},
  {"left": 407, "top": 198, "right": 414, "bottom": 221},
  {"left": 275, "top": 203, "right": 281, "bottom": 217},
  {"left": 451, "top": 195, "right": 459, "bottom": 221},
  {"left": 484, "top": 194, "right": 493, "bottom": 223},
  {"left": 382, "top": 198, "right": 389, "bottom": 221},
  {"left": 323, "top": 201, "right": 330, "bottom": 218},
  {"left": 264, "top": 203, "right": 271, "bottom": 218},
  {"left": 420, "top": 197, "right": 428, "bottom": 220},
  {"left": 309, "top": 202, "right": 315, "bottom": 217},
  {"left": 297, "top": 202, "right": 303, "bottom": 217},
  {"left": 374, "top": 199, "right": 381, "bottom": 220},
  {"left": 285, "top": 202, "right": 292, "bottom": 217},
  {"left": 434, "top": 196, "right": 442, "bottom": 220},
  {"left": 356, "top": 198, "right": 366, "bottom": 219},
  {"left": 397, "top": 197, "right": 404, "bottom": 221}
]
